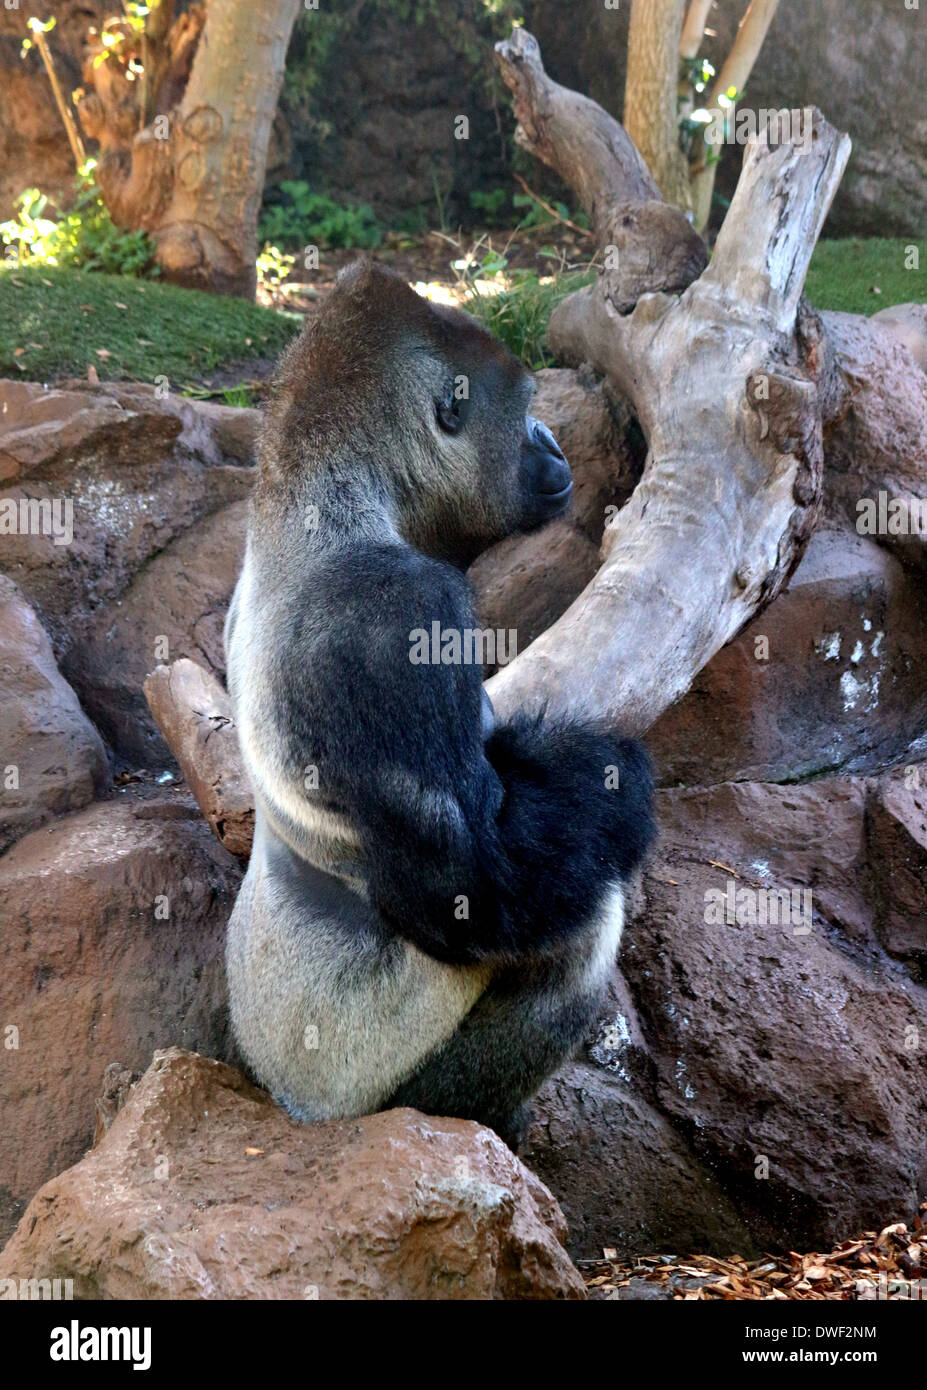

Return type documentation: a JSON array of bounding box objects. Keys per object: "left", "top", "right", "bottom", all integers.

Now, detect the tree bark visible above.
[
  {"left": 624, "top": 0, "right": 691, "bottom": 210},
  {"left": 76, "top": 0, "right": 301, "bottom": 297},
  {"left": 486, "top": 106, "right": 849, "bottom": 734},
  {"left": 689, "top": 0, "right": 782, "bottom": 231}
]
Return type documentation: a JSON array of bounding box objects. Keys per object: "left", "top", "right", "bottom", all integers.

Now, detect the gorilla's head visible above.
[{"left": 263, "top": 260, "right": 573, "bottom": 566}]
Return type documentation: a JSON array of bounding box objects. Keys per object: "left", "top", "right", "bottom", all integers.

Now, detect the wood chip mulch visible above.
[{"left": 580, "top": 1204, "right": 927, "bottom": 1300}]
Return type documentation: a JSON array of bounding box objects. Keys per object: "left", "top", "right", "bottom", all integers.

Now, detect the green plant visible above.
[
  {"left": 469, "top": 188, "right": 510, "bottom": 225},
  {"left": 256, "top": 242, "right": 297, "bottom": 291},
  {"left": 0, "top": 161, "right": 156, "bottom": 277},
  {"left": 0, "top": 264, "right": 299, "bottom": 384},
  {"left": 513, "top": 192, "right": 589, "bottom": 233},
  {"left": 259, "top": 183, "right": 381, "bottom": 250},
  {"left": 457, "top": 253, "right": 594, "bottom": 369}
]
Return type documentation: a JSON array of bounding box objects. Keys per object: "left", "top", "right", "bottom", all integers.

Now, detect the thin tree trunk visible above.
[
  {"left": 690, "top": 0, "right": 781, "bottom": 230},
  {"left": 680, "top": 0, "right": 714, "bottom": 59},
  {"left": 76, "top": 0, "right": 301, "bottom": 297},
  {"left": 624, "top": 0, "right": 691, "bottom": 210}
]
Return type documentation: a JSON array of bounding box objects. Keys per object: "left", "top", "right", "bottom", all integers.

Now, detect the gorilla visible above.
[{"left": 224, "top": 260, "right": 654, "bottom": 1147}]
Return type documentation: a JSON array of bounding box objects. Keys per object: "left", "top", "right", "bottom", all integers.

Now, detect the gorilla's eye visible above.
[{"left": 436, "top": 388, "right": 465, "bottom": 435}]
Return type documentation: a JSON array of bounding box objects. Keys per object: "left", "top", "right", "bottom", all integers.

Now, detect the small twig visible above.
[
  {"left": 513, "top": 173, "right": 593, "bottom": 239},
  {"left": 30, "top": 23, "right": 86, "bottom": 169}
]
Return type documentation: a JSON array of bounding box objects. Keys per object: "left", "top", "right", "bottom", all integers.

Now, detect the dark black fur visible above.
[{"left": 275, "top": 541, "right": 655, "bottom": 967}]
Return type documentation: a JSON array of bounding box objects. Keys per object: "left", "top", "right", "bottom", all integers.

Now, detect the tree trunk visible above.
[
  {"left": 624, "top": 0, "right": 691, "bottom": 210},
  {"left": 689, "top": 0, "right": 782, "bottom": 231},
  {"left": 76, "top": 0, "right": 301, "bottom": 297}
]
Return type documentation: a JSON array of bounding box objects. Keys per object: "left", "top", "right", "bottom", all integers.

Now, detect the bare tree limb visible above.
[
  {"left": 144, "top": 659, "right": 253, "bottom": 857},
  {"left": 485, "top": 107, "right": 851, "bottom": 736},
  {"left": 495, "top": 27, "right": 708, "bottom": 312},
  {"left": 689, "top": 0, "right": 782, "bottom": 227}
]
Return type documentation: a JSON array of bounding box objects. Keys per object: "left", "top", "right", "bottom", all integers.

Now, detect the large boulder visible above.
[
  {"left": 649, "top": 527, "right": 927, "bottom": 785},
  {"left": 78, "top": 501, "right": 248, "bottom": 764},
  {"left": 866, "top": 762, "right": 927, "bottom": 969},
  {"left": 622, "top": 779, "right": 927, "bottom": 1251},
  {"left": 469, "top": 368, "right": 639, "bottom": 651},
  {"left": 0, "top": 378, "right": 258, "bottom": 764},
  {"left": 517, "top": 776, "right": 927, "bottom": 1259},
  {"left": 0, "top": 1049, "right": 584, "bottom": 1300},
  {"left": 0, "top": 380, "right": 256, "bottom": 657},
  {"left": 0, "top": 791, "right": 241, "bottom": 1246},
  {"left": 526, "top": 1061, "right": 757, "bottom": 1259},
  {"left": 0, "top": 574, "right": 107, "bottom": 852},
  {"left": 821, "top": 313, "right": 927, "bottom": 574}
]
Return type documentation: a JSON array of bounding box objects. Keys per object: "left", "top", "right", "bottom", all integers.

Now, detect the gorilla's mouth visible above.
[{"left": 539, "top": 478, "right": 573, "bottom": 501}]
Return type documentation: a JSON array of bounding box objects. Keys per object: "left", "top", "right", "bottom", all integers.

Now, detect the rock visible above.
[
  {"left": 866, "top": 762, "right": 927, "bottom": 968},
  {"left": 144, "top": 659, "right": 255, "bottom": 858},
  {"left": 183, "top": 401, "right": 261, "bottom": 465},
  {"left": 0, "top": 792, "right": 241, "bottom": 1246},
  {"left": 0, "top": 1048, "right": 584, "bottom": 1300},
  {"left": 77, "top": 502, "right": 248, "bottom": 764},
  {"left": 525, "top": 1062, "right": 757, "bottom": 1260},
  {"left": 469, "top": 520, "right": 600, "bottom": 658},
  {"left": 621, "top": 779, "right": 927, "bottom": 1251},
  {"left": 0, "top": 574, "right": 108, "bottom": 852},
  {"left": 872, "top": 304, "right": 927, "bottom": 375},
  {"left": 821, "top": 313, "right": 927, "bottom": 573},
  {"left": 532, "top": 367, "right": 642, "bottom": 540},
  {"left": 0, "top": 380, "right": 253, "bottom": 686},
  {"left": 649, "top": 527, "right": 927, "bottom": 785}
]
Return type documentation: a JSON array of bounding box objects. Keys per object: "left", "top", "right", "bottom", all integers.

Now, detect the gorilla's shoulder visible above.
[{"left": 307, "top": 542, "right": 474, "bottom": 631}]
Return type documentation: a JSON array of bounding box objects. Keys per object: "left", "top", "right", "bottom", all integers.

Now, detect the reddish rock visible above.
[
  {"left": 871, "top": 303, "right": 927, "bottom": 375},
  {"left": 532, "top": 367, "right": 642, "bottom": 540},
  {"left": 821, "top": 312, "right": 927, "bottom": 573},
  {"left": 0, "top": 379, "right": 253, "bottom": 686},
  {"left": 0, "top": 1049, "right": 584, "bottom": 1300},
  {"left": 867, "top": 761, "right": 927, "bottom": 966},
  {"left": 0, "top": 575, "right": 107, "bottom": 852},
  {"left": 77, "top": 502, "right": 248, "bottom": 764},
  {"left": 649, "top": 527, "right": 927, "bottom": 786},
  {"left": 622, "top": 779, "right": 927, "bottom": 1251},
  {"left": 470, "top": 519, "right": 600, "bottom": 658},
  {"left": 526, "top": 1061, "right": 756, "bottom": 1259},
  {"left": 0, "top": 792, "right": 241, "bottom": 1245},
  {"left": 468, "top": 368, "right": 642, "bottom": 653}
]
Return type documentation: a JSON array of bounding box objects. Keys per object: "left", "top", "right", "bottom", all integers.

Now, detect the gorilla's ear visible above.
[{"left": 436, "top": 381, "right": 469, "bottom": 435}]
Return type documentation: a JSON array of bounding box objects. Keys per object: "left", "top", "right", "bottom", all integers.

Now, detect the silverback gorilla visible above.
[{"left": 224, "top": 261, "right": 654, "bottom": 1147}]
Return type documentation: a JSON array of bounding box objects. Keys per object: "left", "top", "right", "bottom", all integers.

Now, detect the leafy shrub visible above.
[
  {"left": 469, "top": 188, "right": 510, "bottom": 225},
  {"left": 0, "top": 161, "right": 156, "bottom": 277},
  {"left": 459, "top": 253, "right": 594, "bottom": 369},
  {"left": 259, "top": 183, "right": 382, "bottom": 250},
  {"left": 256, "top": 242, "right": 297, "bottom": 290}
]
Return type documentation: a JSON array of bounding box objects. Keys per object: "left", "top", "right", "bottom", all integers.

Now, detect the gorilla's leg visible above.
[{"left": 384, "top": 951, "right": 603, "bottom": 1149}]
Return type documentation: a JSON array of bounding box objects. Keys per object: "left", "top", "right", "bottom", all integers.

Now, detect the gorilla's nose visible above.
[{"left": 526, "top": 417, "right": 572, "bottom": 498}]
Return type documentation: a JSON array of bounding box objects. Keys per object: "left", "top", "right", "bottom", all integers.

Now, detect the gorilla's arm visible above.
[{"left": 328, "top": 553, "right": 656, "bottom": 967}]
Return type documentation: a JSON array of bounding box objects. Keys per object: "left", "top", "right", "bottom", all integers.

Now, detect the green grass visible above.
[
  {"left": 805, "top": 238, "right": 925, "bottom": 317},
  {"left": 464, "top": 270, "right": 595, "bottom": 370},
  {"left": 0, "top": 264, "right": 300, "bottom": 386}
]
